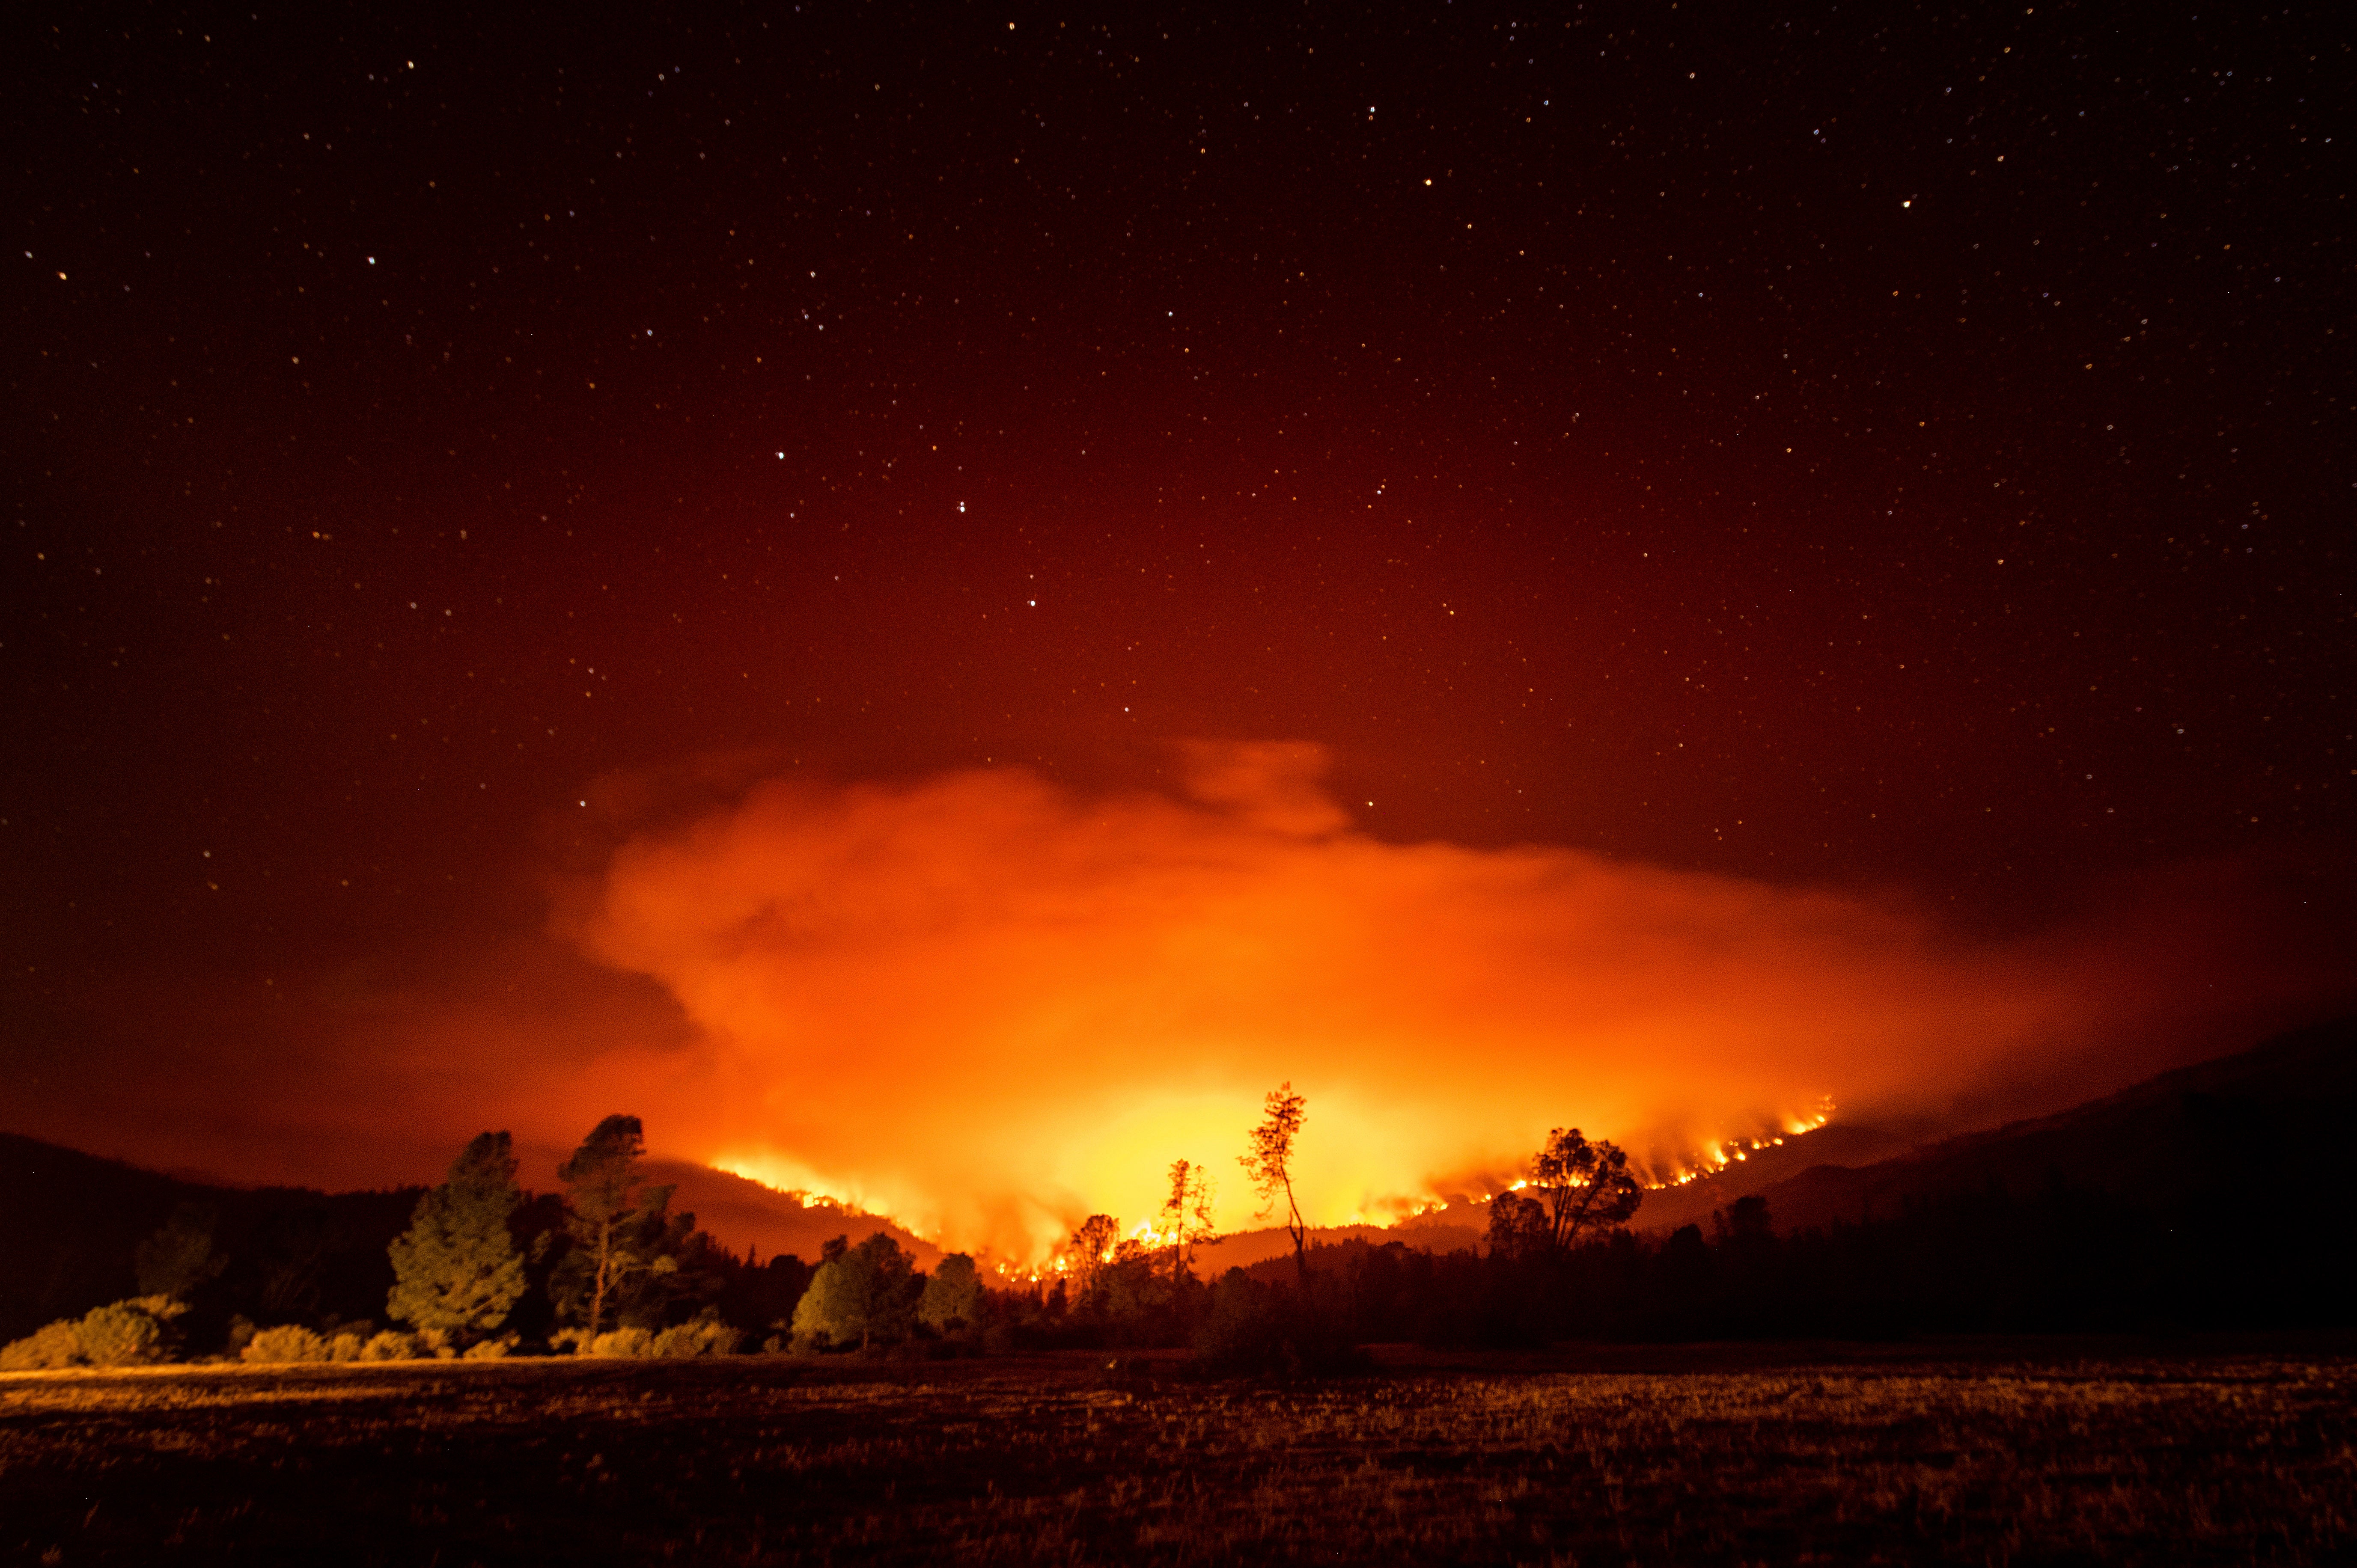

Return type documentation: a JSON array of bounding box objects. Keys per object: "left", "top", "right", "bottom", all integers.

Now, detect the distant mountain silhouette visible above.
[
  {"left": 1193, "top": 1216, "right": 1484, "bottom": 1278},
  {"left": 640, "top": 1158, "right": 940, "bottom": 1268},
  {"left": 0, "top": 1136, "right": 940, "bottom": 1344},
  {"left": 0, "top": 1134, "right": 421, "bottom": 1345},
  {"left": 12, "top": 1019, "right": 2353, "bottom": 1343},
  {"left": 1635, "top": 1123, "right": 1917, "bottom": 1235},
  {"left": 1636, "top": 1017, "right": 2357, "bottom": 1239}
]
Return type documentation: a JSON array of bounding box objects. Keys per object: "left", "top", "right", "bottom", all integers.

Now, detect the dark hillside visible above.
[
  {"left": 0, "top": 1134, "right": 422, "bottom": 1344},
  {"left": 1, "top": 1135, "right": 196, "bottom": 1339},
  {"left": 1248, "top": 1020, "right": 2357, "bottom": 1341},
  {"left": 1648, "top": 1018, "right": 2357, "bottom": 1241},
  {"left": 1, "top": 1139, "right": 933, "bottom": 1347},
  {"left": 1635, "top": 1124, "right": 1916, "bottom": 1235},
  {"left": 641, "top": 1159, "right": 940, "bottom": 1269}
]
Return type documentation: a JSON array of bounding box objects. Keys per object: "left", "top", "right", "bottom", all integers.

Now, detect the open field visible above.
[{"left": 5, "top": 1341, "right": 2354, "bottom": 1565}]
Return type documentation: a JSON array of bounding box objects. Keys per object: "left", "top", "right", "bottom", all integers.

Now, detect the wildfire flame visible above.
[{"left": 555, "top": 745, "right": 2336, "bottom": 1261}]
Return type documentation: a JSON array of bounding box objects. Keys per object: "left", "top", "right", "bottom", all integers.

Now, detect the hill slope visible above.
[
  {"left": 0, "top": 1138, "right": 934, "bottom": 1345},
  {"left": 1635, "top": 1017, "right": 2357, "bottom": 1240}
]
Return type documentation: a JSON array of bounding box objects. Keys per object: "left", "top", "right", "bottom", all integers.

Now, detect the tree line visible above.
[
  {"left": 2, "top": 1086, "right": 1653, "bottom": 1370},
  {"left": 15, "top": 1070, "right": 2332, "bottom": 1372}
]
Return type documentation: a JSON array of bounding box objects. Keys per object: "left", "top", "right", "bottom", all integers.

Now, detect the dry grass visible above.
[{"left": 3, "top": 1343, "right": 2352, "bottom": 1564}]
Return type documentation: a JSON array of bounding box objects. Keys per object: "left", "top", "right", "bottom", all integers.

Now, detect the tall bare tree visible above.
[
  {"left": 1240, "top": 1082, "right": 1310, "bottom": 1288},
  {"left": 1158, "top": 1159, "right": 1217, "bottom": 1287},
  {"left": 1528, "top": 1127, "right": 1643, "bottom": 1253}
]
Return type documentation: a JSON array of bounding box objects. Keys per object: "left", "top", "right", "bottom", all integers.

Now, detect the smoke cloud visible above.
[{"left": 564, "top": 743, "right": 2341, "bottom": 1260}]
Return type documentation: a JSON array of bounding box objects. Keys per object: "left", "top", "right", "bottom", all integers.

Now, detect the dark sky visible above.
[{"left": 7, "top": 0, "right": 2353, "bottom": 1202}]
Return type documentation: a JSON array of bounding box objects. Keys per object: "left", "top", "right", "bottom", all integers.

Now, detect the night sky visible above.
[{"left": 8, "top": 1, "right": 2353, "bottom": 1240}]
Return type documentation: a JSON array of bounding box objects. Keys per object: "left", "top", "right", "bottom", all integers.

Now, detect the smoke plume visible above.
[{"left": 553, "top": 743, "right": 2339, "bottom": 1259}]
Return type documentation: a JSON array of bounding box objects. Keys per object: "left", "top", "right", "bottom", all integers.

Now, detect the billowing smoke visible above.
[{"left": 563, "top": 743, "right": 2339, "bottom": 1261}]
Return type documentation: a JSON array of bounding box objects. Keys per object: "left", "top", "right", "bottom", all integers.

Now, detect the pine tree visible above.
[
  {"left": 386, "top": 1132, "right": 527, "bottom": 1336},
  {"left": 553, "top": 1114, "right": 699, "bottom": 1336}
]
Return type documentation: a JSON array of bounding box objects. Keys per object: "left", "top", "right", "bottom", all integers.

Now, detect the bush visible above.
[
  {"left": 242, "top": 1325, "right": 331, "bottom": 1364},
  {"left": 326, "top": 1332, "right": 366, "bottom": 1362},
  {"left": 650, "top": 1314, "right": 741, "bottom": 1358},
  {"left": 76, "top": 1296, "right": 183, "bottom": 1368},
  {"left": 462, "top": 1336, "right": 512, "bottom": 1360},
  {"left": 1, "top": 1297, "right": 187, "bottom": 1372},
  {"left": 583, "top": 1327, "right": 654, "bottom": 1358},
  {"left": 358, "top": 1331, "right": 420, "bottom": 1361},
  {"left": 0, "top": 1321, "right": 87, "bottom": 1372}
]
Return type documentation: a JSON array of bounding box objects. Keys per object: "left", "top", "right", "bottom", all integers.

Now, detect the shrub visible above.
[
  {"left": 357, "top": 1331, "right": 419, "bottom": 1361},
  {"left": 462, "top": 1336, "right": 512, "bottom": 1360},
  {"left": 0, "top": 1321, "right": 87, "bottom": 1372},
  {"left": 76, "top": 1296, "right": 183, "bottom": 1368},
  {"left": 326, "top": 1332, "right": 366, "bottom": 1362},
  {"left": 650, "top": 1314, "right": 741, "bottom": 1358},
  {"left": 243, "top": 1325, "right": 331, "bottom": 1364},
  {"left": 1, "top": 1297, "right": 187, "bottom": 1372},
  {"left": 583, "top": 1327, "right": 654, "bottom": 1358}
]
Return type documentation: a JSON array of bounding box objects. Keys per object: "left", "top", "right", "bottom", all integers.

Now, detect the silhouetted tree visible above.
[
  {"left": 1097, "top": 1250, "right": 1170, "bottom": 1334},
  {"left": 253, "top": 1201, "right": 337, "bottom": 1320},
  {"left": 1159, "top": 1159, "right": 1217, "bottom": 1286},
  {"left": 386, "top": 1132, "right": 527, "bottom": 1339},
  {"left": 1063, "top": 1214, "right": 1120, "bottom": 1300},
  {"left": 716, "top": 1249, "right": 813, "bottom": 1342},
  {"left": 1529, "top": 1127, "right": 1641, "bottom": 1252},
  {"left": 1241, "top": 1082, "right": 1311, "bottom": 1288},
  {"left": 1484, "top": 1191, "right": 1551, "bottom": 1262},
  {"left": 553, "top": 1115, "right": 683, "bottom": 1336},
  {"left": 134, "top": 1203, "right": 225, "bottom": 1301},
  {"left": 1713, "top": 1195, "right": 1774, "bottom": 1250}
]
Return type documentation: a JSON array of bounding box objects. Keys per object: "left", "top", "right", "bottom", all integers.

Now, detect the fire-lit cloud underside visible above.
[{"left": 571, "top": 743, "right": 2313, "bottom": 1261}]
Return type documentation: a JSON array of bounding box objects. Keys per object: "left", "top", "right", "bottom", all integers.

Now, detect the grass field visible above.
[{"left": 4, "top": 1340, "right": 2353, "bottom": 1564}]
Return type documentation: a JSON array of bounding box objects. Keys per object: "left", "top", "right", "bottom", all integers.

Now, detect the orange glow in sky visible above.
[{"left": 558, "top": 742, "right": 2321, "bottom": 1260}]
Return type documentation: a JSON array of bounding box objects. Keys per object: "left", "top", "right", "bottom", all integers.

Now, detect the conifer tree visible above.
[
  {"left": 387, "top": 1132, "right": 528, "bottom": 1336},
  {"left": 553, "top": 1114, "right": 692, "bottom": 1336}
]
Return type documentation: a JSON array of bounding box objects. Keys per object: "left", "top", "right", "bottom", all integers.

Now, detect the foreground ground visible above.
[{"left": 4, "top": 1339, "right": 2353, "bottom": 1565}]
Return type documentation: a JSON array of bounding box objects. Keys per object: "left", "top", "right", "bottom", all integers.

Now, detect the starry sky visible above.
[{"left": 7, "top": 1, "right": 2353, "bottom": 1216}]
